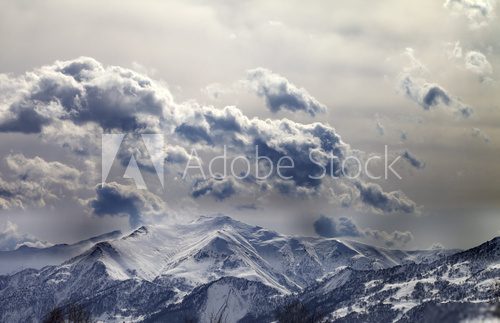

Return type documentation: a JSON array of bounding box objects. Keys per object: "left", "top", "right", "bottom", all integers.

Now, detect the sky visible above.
[{"left": 0, "top": 0, "right": 499, "bottom": 250}]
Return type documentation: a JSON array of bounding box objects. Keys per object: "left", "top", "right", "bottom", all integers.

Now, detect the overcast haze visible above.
[{"left": 0, "top": 0, "right": 499, "bottom": 250}]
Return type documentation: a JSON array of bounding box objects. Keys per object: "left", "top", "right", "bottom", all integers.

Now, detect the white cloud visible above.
[
  {"left": 398, "top": 48, "right": 474, "bottom": 118},
  {"left": 0, "top": 57, "right": 417, "bottom": 217},
  {"left": 89, "top": 182, "right": 167, "bottom": 228},
  {"left": 444, "top": 0, "right": 497, "bottom": 28},
  {"left": 0, "top": 221, "right": 52, "bottom": 251},
  {"left": 0, "top": 154, "right": 82, "bottom": 210},
  {"left": 445, "top": 42, "right": 493, "bottom": 82},
  {"left": 471, "top": 127, "right": 491, "bottom": 143},
  {"left": 364, "top": 228, "right": 414, "bottom": 248},
  {"left": 245, "top": 67, "right": 327, "bottom": 116},
  {"left": 465, "top": 51, "right": 493, "bottom": 76}
]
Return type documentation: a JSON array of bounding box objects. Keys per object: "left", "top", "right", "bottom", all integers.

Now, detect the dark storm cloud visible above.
[
  {"left": 0, "top": 106, "right": 50, "bottom": 134},
  {"left": 313, "top": 215, "right": 362, "bottom": 238},
  {"left": 314, "top": 215, "right": 337, "bottom": 237},
  {"left": 176, "top": 106, "right": 348, "bottom": 194},
  {"left": 90, "top": 182, "right": 165, "bottom": 228},
  {"left": 401, "top": 150, "right": 425, "bottom": 169},
  {"left": 191, "top": 177, "right": 238, "bottom": 201},
  {"left": 422, "top": 86, "right": 450, "bottom": 109},
  {"left": 0, "top": 57, "right": 168, "bottom": 134},
  {"left": 246, "top": 68, "right": 327, "bottom": 116},
  {"left": 0, "top": 58, "right": 341, "bottom": 192},
  {"left": 0, "top": 57, "right": 417, "bottom": 214},
  {"left": 400, "top": 75, "right": 473, "bottom": 118},
  {"left": 313, "top": 215, "right": 414, "bottom": 248},
  {"left": 175, "top": 123, "right": 213, "bottom": 145},
  {"left": 398, "top": 49, "right": 474, "bottom": 118},
  {"left": 355, "top": 181, "right": 416, "bottom": 214}
]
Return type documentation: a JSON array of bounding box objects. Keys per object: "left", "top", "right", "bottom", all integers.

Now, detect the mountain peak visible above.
[
  {"left": 82, "top": 229, "right": 123, "bottom": 244},
  {"left": 193, "top": 215, "right": 251, "bottom": 230},
  {"left": 1, "top": 217, "right": 497, "bottom": 322},
  {"left": 124, "top": 226, "right": 149, "bottom": 239},
  {"left": 196, "top": 214, "right": 234, "bottom": 223}
]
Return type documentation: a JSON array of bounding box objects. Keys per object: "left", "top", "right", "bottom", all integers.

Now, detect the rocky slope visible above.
[{"left": 0, "top": 216, "right": 494, "bottom": 322}]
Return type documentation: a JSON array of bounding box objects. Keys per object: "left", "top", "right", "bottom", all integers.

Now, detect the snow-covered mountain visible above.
[
  {"left": 0, "top": 230, "right": 122, "bottom": 275},
  {"left": 0, "top": 215, "right": 496, "bottom": 322},
  {"left": 290, "top": 236, "right": 500, "bottom": 322}
]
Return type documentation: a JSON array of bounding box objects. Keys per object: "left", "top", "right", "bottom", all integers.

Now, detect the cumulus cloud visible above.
[
  {"left": 465, "top": 51, "right": 493, "bottom": 81},
  {"left": 245, "top": 67, "right": 327, "bottom": 116},
  {"left": 400, "top": 76, "right": 473, "bottom": 117},
  {"left": 446, "top": 41, "right": 464, "bottom": 60},
  {"left": 375, "top": 114, "right": 385, "bottom": 136},
  {"left": 471, "top": 127, "right": 491, "bottom": 143},
  {"left": 313, "top": 215, "right": 362, "bottom": 238},
  {"left": 90, "top": 182, "right": 166, "bottom": 228},
  {"left": 429, "top": 242, "right": 445, "bottom": 250},
  {"left": 0, "top": 154, "right": 82, "bottom": 209},
  {"left": 354, "top": 181, "right": 416, "bottom": 214},
  {"left": 313, "top": 215, "right": 414, "bottom": 248},
  {"left": 165, "top": 145, "right": 192, "bottom": 164},
  {"left": 446, "top": 43, "right": 493, "bottom": 82},
  {"left": 191, "top": 177, "right": 239, "bottom": 201},
  {"left": 0, "top": 57, "right": 171, "bottom": 134},
  {"left": 0, "top": 177, "right": 47, "bottom": 210},
  {"left": 0, "top": 107, "right": 51, "bottom": 134},
  {"left": 444, "top": 0, "right": 496, "bottom": 28},
  {"left": 0, "top": 221, "right": 52, "bottom": 251},
  {"left": 0, "top": 57, "right": 417, "bottom": 214},
  {"left": 399, "top": 49, "right": 473, "bottom": 118},
  {"left": 401, "top": 150, "right": 426, "bottom": 169},
  {"left": 364, "top": 228, "right": 414, "bottom": 248},
  {"left": 465, "top": 51, "right": 493, "bottom": 74},
  {"left": 6, "top": 154, "right": 81, "bottom": 188}
]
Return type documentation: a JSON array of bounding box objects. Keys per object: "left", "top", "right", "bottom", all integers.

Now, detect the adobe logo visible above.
[{"left": 101, "top": 134, "right": 165, "bottom": 189}]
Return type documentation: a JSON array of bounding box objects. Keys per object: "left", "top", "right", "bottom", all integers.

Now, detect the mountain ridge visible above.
[
  {"left": 0, "top": 229, "right": 123, "bottom": 275},
  {"left": 0, "top": 215, "right": 497, "bottom": 322}
]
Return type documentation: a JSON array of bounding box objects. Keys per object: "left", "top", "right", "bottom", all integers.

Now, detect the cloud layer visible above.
[
  {"left": 0, "top": 57, "right": 419, "bottom": 226},
  {"left": 398, "top": 48, "right": 474, "bottom": 118},
  {"left": 0, "top": 221, "right": 52, "bottom": 251},
  {"left": 313, "top": 215, "right": 362, "bottom": 238},
  {"left": 364, "top": 228, "right": 414, "bottom": 248},
  {"left": 0, "top": 154, "right": 82, "bottom": 209},
  {"left": 444, "top": 0, "right": 496, "bottom": 28},
  {"left": 354, "top": 182, "right": 416, "bottom": 214},
  {"left": 90, "top": 182, "right": 166, "bottom": 228},
  {"left": 246, "top": 68, "right": 327, "bottom": 116},
  {"left": 401, "top": 150, "right": 426, "bottom": 169},
  {"left": 471, "top": 127, "right": 491, "bottom": 143},
  {"left": 313, "top": 215, "right": 414, "bottom": 248}
]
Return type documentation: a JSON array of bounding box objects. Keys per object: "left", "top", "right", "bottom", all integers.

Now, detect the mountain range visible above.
[{"left": 0, "top": 215, "right": 498, "bottom": 322}]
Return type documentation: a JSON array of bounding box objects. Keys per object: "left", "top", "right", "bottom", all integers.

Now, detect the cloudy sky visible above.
[{"left": 0, "top": 0, "right": 499, "bottom": 250}]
